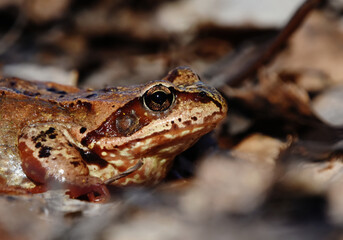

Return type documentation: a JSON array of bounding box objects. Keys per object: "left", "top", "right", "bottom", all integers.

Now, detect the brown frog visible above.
[{"left": 0, "top": 67, "right": 227, "bottom": 202}]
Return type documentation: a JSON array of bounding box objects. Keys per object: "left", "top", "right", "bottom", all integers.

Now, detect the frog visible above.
[{"left": 0, "top": 66, "right": 227, "bottom": 202}]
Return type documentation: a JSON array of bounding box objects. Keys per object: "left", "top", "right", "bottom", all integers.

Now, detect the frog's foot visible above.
[
  {"left": 18, "top": 124, "right": 110, "bottom": 202},
  {"left": 66, "top": 176, "right": 110, "bottom": 202}
]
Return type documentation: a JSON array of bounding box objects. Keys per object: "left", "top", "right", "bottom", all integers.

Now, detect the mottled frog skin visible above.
[{"left": 0, "top": 67, "right": 227, "bottom": 202}]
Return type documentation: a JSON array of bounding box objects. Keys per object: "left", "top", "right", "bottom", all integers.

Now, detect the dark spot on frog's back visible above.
[
  {"left": 85, "top": 93, "right": 97, "bottom": 99},
  {"left": 49, "top": 134, "right": 57, "bottom": 139},
  {"left": 32, "top": 127, "right": 57, "bottom": 143},
  {"left": 38, "top": 146, "right": 52, "bottom": 158},
  {"left": 46, "top": 127, "right": 57, "bottom": 139},
  {"left": 46, "top": 87, "right": 67, "bottom": 95},
  {"left": 76, "top": 100, "right": 92, "bottom": 111},
  {"left": 23, "top": 90, "right": 41, "bottom": 97},
  {"left": 11, "top": 88, "right": 22, "bottom": 94},
  {"left": 46, "top": 127, "right": 55, "bottom": 134}
]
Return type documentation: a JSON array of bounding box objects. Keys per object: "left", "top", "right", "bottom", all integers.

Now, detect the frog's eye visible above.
[{"left": 143, "top": 85, "right": 174, "bottom": 111}]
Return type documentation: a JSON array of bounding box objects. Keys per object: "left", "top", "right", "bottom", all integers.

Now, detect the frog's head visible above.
[{"left": 81, "top": 67, "right": 227, "bottom": 185}]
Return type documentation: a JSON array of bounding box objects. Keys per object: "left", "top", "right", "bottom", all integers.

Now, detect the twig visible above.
[
  {"left": 104, "top": 159, "right": 144, "bottom": 185},
  {"left": 205, "top": 0, "right": 324, "bottom": 88}
]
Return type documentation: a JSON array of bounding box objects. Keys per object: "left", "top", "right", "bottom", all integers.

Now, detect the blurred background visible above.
[{"left": 0, "top": 0, "right": 303, "bottom": 87}]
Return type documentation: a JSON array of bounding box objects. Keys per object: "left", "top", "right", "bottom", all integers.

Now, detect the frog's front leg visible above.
[{"left": 18, "top": 124, "right": 110, "bottom": 202}]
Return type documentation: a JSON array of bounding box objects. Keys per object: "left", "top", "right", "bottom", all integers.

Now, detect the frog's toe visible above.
[{"left": 66, "top": 177, "right": 110, "bottom": 202}]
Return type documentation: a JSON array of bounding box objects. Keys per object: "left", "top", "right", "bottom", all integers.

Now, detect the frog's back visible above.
[
  {"left": 0, "top": 77, "right": 80, "bottom": 96},
  {"left": 0, "top": 77, "right": 82, "bottom": 189},
  {"left": 1, "top": 77, "right": 75, "bottom": 143}
]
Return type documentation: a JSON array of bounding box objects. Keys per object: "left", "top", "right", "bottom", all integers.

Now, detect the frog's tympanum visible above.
[{"left": 0, "top": 67, "right": 227, "bottom": 202}]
